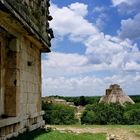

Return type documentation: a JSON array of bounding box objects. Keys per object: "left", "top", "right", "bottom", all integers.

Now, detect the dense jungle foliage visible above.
[
  {"left": 81, "top": 103, "right": 140, "bottom": 125},
  {"left": 49, "top": 95, "right": 140, "bottom": 106},
  {"left": 49, "top": 96, "right": 101, "bottom": 106},
  {"left": 42, "top": 95, "right": 140, "bottom": 125},
  {"left": 42, "top": 102, "right": 77, "bottom": 125}
]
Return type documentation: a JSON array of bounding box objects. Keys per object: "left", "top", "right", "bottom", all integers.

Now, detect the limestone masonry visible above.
[
  {"left": 99, "top": 84, "right": 135, "bottom": 105},
  {"left": 0, "top": 0, "right": 53, "bottom": 139}
]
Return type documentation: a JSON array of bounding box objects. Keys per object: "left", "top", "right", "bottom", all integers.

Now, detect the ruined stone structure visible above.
[
  {"left": 42, "top": 97, "right": 67, "bottom": 104},
  {"left": 99, "top": 84, "right": 135, "bottom": 105},
  {"left": 0, "top": 0, "right": 53, "bottom": 139},
  {"left": 42, "top": 96, "right": 75, "bottom": 106}
]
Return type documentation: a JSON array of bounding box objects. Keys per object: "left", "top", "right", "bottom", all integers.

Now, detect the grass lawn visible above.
[
  {"left": 48, "top": 125, "right": 140, "bottom": 140},
  {"left": 10, "top": 130, "right": 106, "bottom": 140},
  {"left": 10, "top": 125, "right": 140, "bottom": 140}
]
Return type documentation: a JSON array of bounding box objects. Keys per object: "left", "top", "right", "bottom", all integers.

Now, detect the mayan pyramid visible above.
[{"left": 99, "top": 84, "right": 135, "bottom": 105}]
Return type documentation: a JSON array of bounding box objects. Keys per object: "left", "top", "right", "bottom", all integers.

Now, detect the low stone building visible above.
[
  {"left": 42, "top": 96, "right": 75, "bottom": 106},
  {"left": 0, "top": 0, "right": 53, "bottom": 139},
  {"left": 99, "top": 84, "right": 135, "bottom": 105}
]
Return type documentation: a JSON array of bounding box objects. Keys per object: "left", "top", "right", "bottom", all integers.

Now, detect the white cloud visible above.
[
  {"left": 42, "top": 44, "right": 140, "bottom": 80},
  {"left": 93, "top": 6, "right": 105, "bottom": 13},
  {"left": 42, "top": 52, "right": 111, "bottom": 78},
  {"left": 42, "top": 74, "right": 140, "bottom": 96},
  {"left": 85, "top": 34, "right": 140, "bottom": 70},
  {"left": 42, "top": 76, "right": 104, "bottom": 96},
  {"left": 112, "top": 0, "right": 140, "bottom": 6},
  {"left": 47, "top": 2, "right": 140, "bottom": 75},
  {"left": 111, "top": 0, "right": 140, "bottom": 14},
  {"left": 44, "top": 52, "right": 87, "bottom": 67},
  {"left": 42, "top": 52, "right": 88, "bottom": 78},
  {"left": 95, "top": 13, "right": 108, "bottom": 30},
  {"left": 119, "top": 13, "right": 140, "bottom": 40},
  {"left": 112, "top": 0, "right": 140, "bottom": 41},
  {"left": 69, "top": 2, "right": 88, "bottom": 17},
  {"left": 42, "top": 2, "right": 140, "bottom": 96},
  {"left": 50, "top": 3, "right": 99, "bottom": 41},
  {"left": 125, "top": 61, "right": 140, "bottom": 71},
  {"left": 112, "top": 0, "right": 130, "bottom": 6}
]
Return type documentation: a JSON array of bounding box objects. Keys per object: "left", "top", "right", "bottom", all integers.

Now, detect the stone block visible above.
[
  {"left": 0, "top": 128, "right": 5, "bottom": 137},
  {"left": 9, "top": 38, "right": 20, "bottom": 52},
  {"left": 5, "top": 87, "right": 17, "bottom": 116},
  {"left": 12, "top": 132, "right": 19, "bottom": 137},
  {"left": 19, "top": 128, "right": 26, "bottom": 134},
  {"left": 5, "top": 69, "right": 16, "bottom": 87},
  {"left": 21, "top": 103, "right": 27, "bottom": 116}
]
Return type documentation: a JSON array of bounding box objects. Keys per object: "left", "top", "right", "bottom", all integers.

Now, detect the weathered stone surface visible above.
[
  {"left": 0, "top": 0, "right": 52, "bottom": 51},
  {"left": 0, "top": 0, "right": 52, "bottom": 139},
  {"left": 99, "top": 84, "right": 135, "bottom": 105}
]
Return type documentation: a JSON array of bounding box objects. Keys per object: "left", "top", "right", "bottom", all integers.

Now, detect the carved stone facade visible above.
[
  {"left": 99, "top": 84, "right": 135, "bottom": 105},
  {"left": 0, "top": 0, "right": 53, "bottom": 139}
]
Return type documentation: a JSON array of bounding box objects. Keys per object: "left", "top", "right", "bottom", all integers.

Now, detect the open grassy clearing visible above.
[
  {"left": 10, "top": 129, "right": 106, "bottom": 140},
  {"left": 10, "top": 125, "right": 140, "bottom": 140},
  {"left": 47, "top": 125, "right": 140, "bottom": 140}
]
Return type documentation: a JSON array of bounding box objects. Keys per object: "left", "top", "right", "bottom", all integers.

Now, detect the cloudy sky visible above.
[{"left": 42, "top": 0, "right": 140, "bottom": 97}]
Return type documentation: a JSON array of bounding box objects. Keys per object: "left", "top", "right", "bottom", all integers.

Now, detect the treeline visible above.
[
  {"left": 129, "top": 95, "right": 140, "bottom": 103},
  {"left": 42, "top": 95, "right": 140, "bottom": 125},
  {"left": 81, "top": 103, "right": 140, "bottom": 125},
  {"left": 48, "top": 95, "right": 140, "bottom": 106},
  {"left": 49, "top": 96, "right": 101, "bottom": 106},
  {"left": 42, "top": 102, "right": 78, "bottom": 125}
]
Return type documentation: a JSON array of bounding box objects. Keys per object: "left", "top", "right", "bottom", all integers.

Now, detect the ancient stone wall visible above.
[
  {"left": 0, "top": 27, "right": 45, "bottom": 140},
  {"left": 19, "top": 36, "right": 42, "bottom": 116},
  {"left": 0, "top": 36, "right": 5, "bottom": 116},
  {"left": 0, "top": 0, "right": 53, "bottom": 139},
  {"left": 5, "top": 0, "right": 52, "bottom": 46}
]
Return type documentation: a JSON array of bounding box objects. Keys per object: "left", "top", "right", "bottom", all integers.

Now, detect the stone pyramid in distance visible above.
[{"left": 99, "top": 84, "right": 135, "bottom": 105}]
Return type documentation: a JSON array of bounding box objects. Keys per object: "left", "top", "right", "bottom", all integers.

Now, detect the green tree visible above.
[
  {"left": 79, "top": 96, "right": 86, "bottom": 106},
  {"left": 81, "top": 110, "right": 95, "bottom": 124},
  {"left": 123, "top": 109, "right": 140, "bottom": 124},
  {"left": 81, "top": 103, "right": 124, "bottom": 124},
  {"left": 42, "top": 102, "right": 77, "bottom": 125}
]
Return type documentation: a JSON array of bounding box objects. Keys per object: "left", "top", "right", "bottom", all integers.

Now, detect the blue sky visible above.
[{"left": 42, "top": 0, "right": 140, "bottom": 97}]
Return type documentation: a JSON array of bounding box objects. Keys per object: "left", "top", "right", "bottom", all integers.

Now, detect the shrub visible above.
[
  {"left": 42, "top": 102, "right": 77, "bottom": 125},
  {"left": 81, "top": 110, "right": 95, "bottom": 124},
  {"left": 81, "top": 103, "right": 140, "bottom": 125},
  {"left": 123, "top": 109, "right": 140, "bottom": 124}
]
